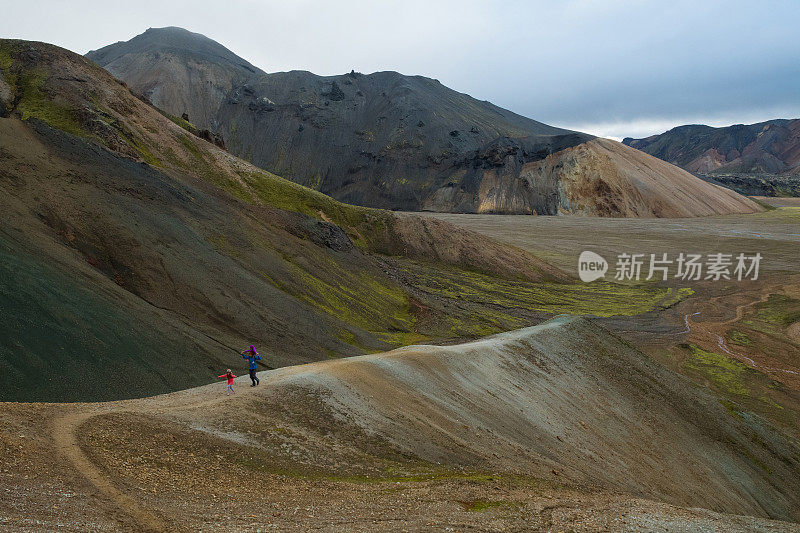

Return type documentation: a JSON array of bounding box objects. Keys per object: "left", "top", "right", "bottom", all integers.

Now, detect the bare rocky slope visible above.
[
  {"left": 2, "top": 316, "right": 799, "bottom": 531},
  {"left": 0, "top": 38, "right": 575, "bottom": 402},
  {"left": 87, "top": 27, "right": 761, "bottom": 216},
  {"left": 84, "top": 27, "right": 264, "bottom": 133},
  {"left": 257, "top": 316, "right": 800, "bottom": 522},
  {"left": 429, "top": 137, "right": 760, "bottom": 217}
]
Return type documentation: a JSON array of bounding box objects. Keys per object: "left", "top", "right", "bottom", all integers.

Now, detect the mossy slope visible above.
[{"left": 0, "top": 39, "right": 687, "bottom": 400}]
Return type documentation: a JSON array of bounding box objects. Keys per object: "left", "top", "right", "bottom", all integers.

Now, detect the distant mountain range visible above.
[
  {"left": 624, "top": 120, "right": 800, "bottom": 196},
  {"left": 86, "top": 27, "right": 759, "bottom": 216}
]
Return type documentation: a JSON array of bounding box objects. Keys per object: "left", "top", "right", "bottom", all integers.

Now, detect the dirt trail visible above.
[
  {"left": 49, "top": 379, "right": 265, "bottom": 532},
  {"left": 712, "top": 289, "right": 775, "bottom": 327},
  {"left": 52, "top": 408, "right": 167, "bottom": 532}
]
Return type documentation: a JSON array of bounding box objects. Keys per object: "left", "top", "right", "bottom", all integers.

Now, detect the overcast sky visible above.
[{"left": 2, "top": 0, "right": 798, "bottom": 139}]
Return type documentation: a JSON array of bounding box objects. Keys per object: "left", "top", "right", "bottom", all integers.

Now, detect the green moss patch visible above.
[
  {"left": 119, "top": 129, "right": 162, "bottom": 167},
  {"left": 263, "top": 255, "right": 419, "bottom": 349},
  {"left": 459, "top": 499, "right": 515, "bottom": 512},
  {"left": 680, "top": 344, "right": 799, "bottom": 435},
  {"left": 0, "top": 46, "right": 12, "bottom": 71},
  {"left": 161, "top": 110, "right": 196, "bottom": 132},
  {"left": 683, "top": 345, "right": 750, "bottom": 396},
  {"left": 0, "top": 42, "right": 88, "bottom": 137},
  {"left": 726, "top": 329, "right": 753, "bottom": 347},
  {"left": 238, "top": 454, "right": 550, "bottom": 489},
  {"left": 402, "top": 260, "right": 687, "bottom": 318},
  {"left": 239, "top": 169, "right": 387, "bottom": 249},
  {"left": 755, "top": 294, "right": 800, "bottom": 328},
  {"left": 15, "top": 70, "right": 86, "bottom": 136}
]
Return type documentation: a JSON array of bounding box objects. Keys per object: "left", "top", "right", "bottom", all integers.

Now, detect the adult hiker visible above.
[
  {"left": 218, "top": 369, "right": 236, "bottom": 395},
  {"left": 241, "top": 345, "right": 261, "bottom": 387}
]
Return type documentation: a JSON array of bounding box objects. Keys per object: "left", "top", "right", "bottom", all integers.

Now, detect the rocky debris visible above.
[
  {"left": 471, "top": 143, "right": 521, "bottom": 168},
  {"left": 322, "top": 80, "right": 345, "bottom": 101},
  {"left": 197, "top": 128, "right": 225, "bottom": 150},
  {"left": 697, "top": 172, "right": 800, "bottom": 197},
  {"left": 284, "top": 212, "right": 355, "bottom": 252},
  {"left": 3, "top": 401, "right": 796, "bottom": 532}
]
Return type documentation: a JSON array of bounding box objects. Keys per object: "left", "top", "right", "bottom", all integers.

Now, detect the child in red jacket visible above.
[{"left": 218, "top": 369, "right": 236, "bottom": 395}]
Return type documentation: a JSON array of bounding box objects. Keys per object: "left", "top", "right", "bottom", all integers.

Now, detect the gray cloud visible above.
[{"left": 2, "top": 0, "right": 798, "bottom": 138}]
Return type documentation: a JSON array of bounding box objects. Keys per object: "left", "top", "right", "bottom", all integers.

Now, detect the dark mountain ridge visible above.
[
  {"left": 86, "top": 27, "right": 761, "bottom": 216},
  {"left": 215, "top": 67, "right": 590, "bottom": 210}
]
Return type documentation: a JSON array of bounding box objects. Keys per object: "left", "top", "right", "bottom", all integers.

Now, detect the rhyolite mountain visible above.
[
  {"left": 624, "top": 119, "right": 800, "bottom": 175},
  {"left": 624, "top": 120, "right": 800, "bottom": 195},
  {"left": 86, "top": 27, "right": 760, "bottom": 216},
  {"left": 0, "top": 38, "right": 579, "bottom": 401}
]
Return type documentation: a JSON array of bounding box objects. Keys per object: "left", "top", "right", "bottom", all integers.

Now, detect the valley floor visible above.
[
  {"left": 4, "top": 206, "right": 800, "bottom": 532},
  {"left": 426, "top": 204, "right": 800, "bottom": 431},
  {"left": 421, "top": 202, "right": 800, "bottom": 275}
]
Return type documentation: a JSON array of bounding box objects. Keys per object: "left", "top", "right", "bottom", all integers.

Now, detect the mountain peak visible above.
[
  {"left": 86, "top": 28, "right": 263, "bottom": 130},
  {"left": 88, "top": 26, "right": 260, "bottom": 72}
]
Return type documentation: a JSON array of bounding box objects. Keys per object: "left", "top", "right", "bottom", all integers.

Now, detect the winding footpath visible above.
[
  {"left": 52, "top": 408, "right": 167, "bottom": 532},
  {"left": 51, "top": 380, "right": 264, "bottom": 532}
]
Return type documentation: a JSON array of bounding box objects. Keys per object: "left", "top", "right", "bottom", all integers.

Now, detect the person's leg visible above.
[{"left": 249, "top": 368, "right": 257, "bottom": 386}]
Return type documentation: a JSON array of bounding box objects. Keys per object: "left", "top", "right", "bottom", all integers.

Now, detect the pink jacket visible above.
[{"left": 218, "top": 372, "right": 236, "bottom": 385}]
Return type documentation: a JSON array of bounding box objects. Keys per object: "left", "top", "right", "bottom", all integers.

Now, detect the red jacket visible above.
[{"left": 218, "top": 372, "right": 236, "bottom": 385}]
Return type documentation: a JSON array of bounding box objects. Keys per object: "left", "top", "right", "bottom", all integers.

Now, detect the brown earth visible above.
[
  {"left": 421, "top": 207, "right": 800, "bottom": 438},
  {"left": 678, "top": 277, "right": 800, "bottom": 392},
  {"left": 510, "top": 138, "right": 761, "bottom": 217},
  {"left": 3, "top": 316, "right": 800, "bottom": 531}
]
